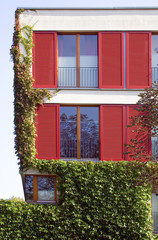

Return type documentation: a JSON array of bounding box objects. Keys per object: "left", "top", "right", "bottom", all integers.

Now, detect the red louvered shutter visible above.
[
  {"left": 98, "top": 32, "right": 124, "bottom": 89},
  {"left": 126, "top": 32, "right": 151, "bottom": 89},
  {"left": 126, "top": 105, "right": 151, "bottom": 160},
  {"left": 100, "top": 105, "right": 125, "bottom": 160},
  {"left": 35, "top": 104, "right": 60, "bottom": 159},
  {"left": 33, "top": 32, "right": 57, "bottom": 88}
]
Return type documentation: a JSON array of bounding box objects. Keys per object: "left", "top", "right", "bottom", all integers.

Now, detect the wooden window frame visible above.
[
  {"left": 60, "top": 105, "right": 100, "bottom": 159},
  {"left": 57, "top": 33, "right": 98, "bottom": 88},
  {"left": 24, "top": 175, "right": 57, "bottom": 203}
]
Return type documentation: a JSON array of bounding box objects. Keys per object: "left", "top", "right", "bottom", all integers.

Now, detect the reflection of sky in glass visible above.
[
  {"left": 80, "top": 35, "right": 97, "bottom": 56},
  {"left": 60, "top": 107, "right": 77, "bottom": 119},
  {"left": 152, "top": 36, "right": 158, "bottom": 53},
  {"left": 80, "top": 107, "right": 99, "bottom": 123},
  {"left": 152, "top": 35, "right": 158, "bottom": 67},
  {"left": 58, "top": 35, "right": 76, "bottom": 56}
]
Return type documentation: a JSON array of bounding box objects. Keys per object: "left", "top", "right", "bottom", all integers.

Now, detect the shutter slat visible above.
[
  {"left": 35, "top": 104, "right": 60, "bottom": 159},
  {"left": 33, "top": 32, "right": 57, "bottom": 88},
  {"left": 126, "top": 32, "right": 151, "bottom": 89},
  {"left": 126, "top": 105, "right": 151, "bottom": 160},
  {"left": 100, "top": 105, "right": 125, "bottom": 160},
  {"left": 99, "top": 32, "right": 124, "bottom": 89}
]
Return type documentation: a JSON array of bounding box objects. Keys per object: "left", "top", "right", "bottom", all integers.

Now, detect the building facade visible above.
[{"left": 18, "top": 7, "right": 158, "bottom": 229}]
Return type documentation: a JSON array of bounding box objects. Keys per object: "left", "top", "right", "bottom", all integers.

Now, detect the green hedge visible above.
[{"left": 0, "top": 161, "right": 158, "bottom": 240}]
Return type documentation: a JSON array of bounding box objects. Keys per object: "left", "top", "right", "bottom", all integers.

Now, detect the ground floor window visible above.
[
  {"left": 60, "top": 106, "right": 99, "bottom": 159},
  {"left": 25, "top": 175, "right": 57, "bottom": 203},
  {"left": 152, "top": 193, "right": 158, "bottom": 233}
]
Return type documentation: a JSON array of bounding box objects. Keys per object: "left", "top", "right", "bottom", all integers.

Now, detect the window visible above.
[
  {"left": 58, "top": 34, "right": 98, "bottom": 88},
  {"left": 152, "top": 193, "right": 158, "bottom": 233},
  {"left": 60, "top": 106, "right": 99, "bottom": 159},
  {"left": 25, "top": 175, "right": 57, "bottom": 203},
  {"left": 152, "top": 34, "right": 158, "bottom": 85}
]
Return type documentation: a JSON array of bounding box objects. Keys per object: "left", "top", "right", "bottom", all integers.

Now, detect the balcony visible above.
[
  {"left": 152, "top": 67, "right": 158, "bottom": 86},
  {"left": 58, "top": 67, "right": 98, "bottom": 88},
  {"left": 60, "top": 139, "right": 100, "bottom": 159}
]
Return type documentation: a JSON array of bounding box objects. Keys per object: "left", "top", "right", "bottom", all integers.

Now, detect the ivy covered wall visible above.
[
  {"left": 7, "top": 8, "right": 158, "bottom": 239},
  {"left": 0, "top": 161, "right": 157, "bottom": 240}
]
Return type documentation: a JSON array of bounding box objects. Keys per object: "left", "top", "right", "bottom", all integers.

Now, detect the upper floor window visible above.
[
  {"left": 58, "top": 34, "right": 98, "bottom": 88},
  {"left": 33, "top": 31, "right": 151, "bottom": 89},
  {"left": 152, "top": 35, "right": 158, "bottom": 86},
  {"left": 60, "top": 106, "right": 99, "bottom": 159}
]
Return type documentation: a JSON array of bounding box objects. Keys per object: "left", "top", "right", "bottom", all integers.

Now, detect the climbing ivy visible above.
[{"left": 11, "top": 9, "right": 51, "bottom": 169}]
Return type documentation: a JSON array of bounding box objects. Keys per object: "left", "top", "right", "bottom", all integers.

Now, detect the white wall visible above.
[
  {"left": 20, "top": 9, "right": 158, "bottom": 31},
  {"left": 44, "top": 90, "right": 141, "bottom": 104}
]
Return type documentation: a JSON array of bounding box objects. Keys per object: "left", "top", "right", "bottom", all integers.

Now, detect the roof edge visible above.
[{"left": 18, "top": 7, "right": 158, "bottom": 11}]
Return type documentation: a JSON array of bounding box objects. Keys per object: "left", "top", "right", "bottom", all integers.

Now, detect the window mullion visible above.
[
  {"left": 77, "top": 106, "right": 81, "bottom": 159},
  {"left": 76, "top": 34, "right": 80, "bottom": 87}
]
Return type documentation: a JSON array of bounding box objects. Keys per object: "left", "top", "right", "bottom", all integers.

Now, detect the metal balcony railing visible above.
[
  {"left": 60, "top": 139, "right": 99, "bottom": 158},
  {"left": 152, "top": 67, "right": 158, "bottom": 85},
  {"left": 152, "top": 212, "right": 158, "bottom": 233},
  {"left": 58, "top": 67, "right": 98, "bottom": 88}
]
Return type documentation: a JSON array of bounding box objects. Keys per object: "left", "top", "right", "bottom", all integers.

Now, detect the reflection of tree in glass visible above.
[
  {"left": 25, "top": 176, "right": 33, "bottom": 201},
  {"left": 60, "top": 113, "right": 99, "bottom": 158},
  {"left": 38, "top": 177, "right": 55, "bottom": 191},
  {"left": 38, "top": 177, "right": 55, "bottom": 201},
  {"left": 60, "top": 113, "right": 77, "bottom": 158},
  {"left": 81, "top": 114, "right": 99, "bottom": 158}
]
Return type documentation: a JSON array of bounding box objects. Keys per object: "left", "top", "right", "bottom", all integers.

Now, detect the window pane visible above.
[
  {"left": 58, "top": 35, "right": 76, "bottom": 87},
  {"left": 152, "top": 194, "right": 158, "bottom": 233},
  {"left": 80, "top": 107, "right": 99, "bottom": 158},
  {"left": 60, "top": 107, "right": 77, "bottom": 158},
  {"left": 25, "top": 176, "right": 33, "bottom": 201},
  {"left": 152, "top": 35, "right": 158, "bottom": 85},
  {"left": 38, "top": 176, "right": 55, "bottom": 201},
  {"left": 80, "top": 35, "right": 98, "bottom": 87}
]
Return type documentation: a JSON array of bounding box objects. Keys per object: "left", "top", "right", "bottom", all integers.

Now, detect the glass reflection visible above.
[
  {"left": 152, "top": 35, "right": 158, "bottom": 85},
  {"left": 80, "top": 107, "right": 99, "bottom": 158},
  {"left": 80, "top": 35, "right": 98, "bottom": 87},
  {"left": 25, "top": 176, "right": 33, "bottom": 201},
  {"left": 152, "top": 194, "right": 158, "bottom": 233},
  {"left": 60, "top": 107, "right": 77, "bottom": 158},
  {"left": 58, "top": 35, "right": 76, "bottom": 87},
  {"left": 38, "top": 176, "right": 55, "bottom": 201}
]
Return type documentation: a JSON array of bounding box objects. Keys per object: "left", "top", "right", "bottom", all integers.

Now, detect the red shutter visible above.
[
  {"left": 100, "top": 105, "right": 125, "bottom": 160},
  {"left": 98, "top": 32, "right": 124, "bottom": 89},
  {"left": 33, "top": 32, "right": 57, "bottom": 88},
  {"left": 35, "top": 104, "right": 60, "bottom": 160},
  {"left": 126, "top": 105, "right": 151, "bottom": 160},
  {"left": 126, "top": 32, "right": 151, "bottom": 89}
]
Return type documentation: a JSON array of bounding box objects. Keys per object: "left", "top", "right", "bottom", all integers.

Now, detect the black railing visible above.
[
  {"left": 60, "top": 139, "right": 99, "bottom": 159},
  {"left": 60, "top": 139, "right": 77, "bottom": 158},
  {"left": 152, "top": 67, "right": 158, "bottom": 85},
  {"left": 58, "top": 67, "right": 98, "bottom": 87}
]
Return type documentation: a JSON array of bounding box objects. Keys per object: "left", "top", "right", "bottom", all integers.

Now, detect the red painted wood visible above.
[
  {"left": 99, "top": 32, "right": 124, "bottom": 89},
  {"left": 126, "top": 32, "right": 151, "bottom": 89},
  {"left": 33, "top": 32, "right": 57, "bottom": 88},
  {"left": 100, "top": 105, "right": 125, "bottom": 160},
  {"left": 35, "top": 104, "right": 60, "bottom": 160},
  {"left": 126, "top": 105, "right": 151, "bottom": 160}
]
